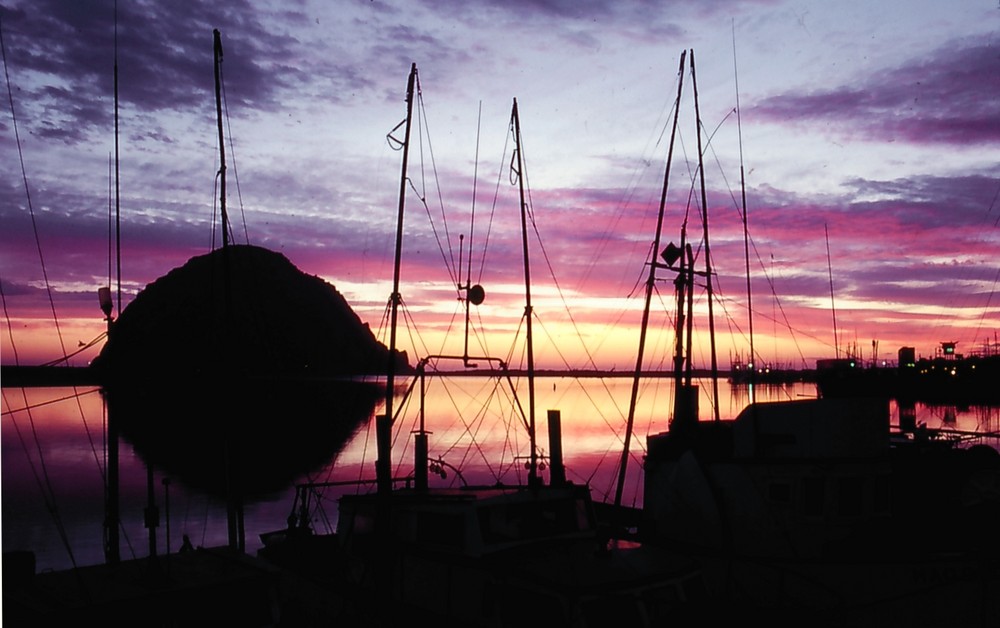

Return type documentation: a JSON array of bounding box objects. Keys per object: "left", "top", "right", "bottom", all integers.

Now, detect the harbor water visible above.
[{"left": 4, "top": 376, "right": 998, "bottom": 573}]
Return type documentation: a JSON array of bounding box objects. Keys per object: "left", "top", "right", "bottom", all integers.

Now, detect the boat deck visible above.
[{"left": 2, "top": 545, "right": 363, "bottom": 626}]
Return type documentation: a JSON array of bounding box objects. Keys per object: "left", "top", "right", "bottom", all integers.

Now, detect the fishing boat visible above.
[
  {"left": 622, "top": 49, "right": 1000, "bottom": 626},
  {"left": 256, "top": 64, "right": 710, "bottom": 626}
]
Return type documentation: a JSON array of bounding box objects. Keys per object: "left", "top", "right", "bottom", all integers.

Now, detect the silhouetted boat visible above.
[
  {"left": 256, "top": 65, "right": 709, "bottom": 626},
  {"left": 620, "top": 49, "right": 1000, "bottom": 626}
]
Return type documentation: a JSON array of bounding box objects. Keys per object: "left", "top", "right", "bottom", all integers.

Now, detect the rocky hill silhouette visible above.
[
  {"left": 95, "top": 244, "right": 409, "bottom": 379},
  {"left": 91, "top": 245, "right": 408, "bottom": 496}
]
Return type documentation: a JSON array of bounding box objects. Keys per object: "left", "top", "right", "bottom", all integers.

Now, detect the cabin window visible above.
[
  {"left": 802, "top": 477, "right": 826, "bottom": 517},
  {"left": 837, "top": 477, "right": 864, "bottom": 517}
]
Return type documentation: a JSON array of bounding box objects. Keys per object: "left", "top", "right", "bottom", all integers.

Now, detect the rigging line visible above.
[
  {"left": 825, "top": 223, "right": 840, "bottom": 359},
  {"left": 2, "top": 18, "right": 71, "bottom": 365},
  {"left": 400, "top": 299, "right": 434, "bottom": 373},
  {"left": 503, "top": 316, "right": 533, "bottom": 436},
  {"left": 748, "top": 228, "right": 809, "bottom": 367},
  {"left": 3, "top": 26, "right": 109, "bottom": 519},
  {"left": 415, "top": 86, "right": 459, "bottom": 286},
  {"left": 212, "top": 173, "right": 221, "bottom": 249},
  {"left": 732, "top": 21, "right": 756, "bottom": 376},
  {"left": 460, "top": 301, "right": 491, "bottom": 360},
  {"left": 580, "top": 92, "right": 683, "bottom": 294},
  {"left": 407, "top": 177, "right": 460, "bottom": 289},
  {"left": 475, "top": 130, "right": 508, "bottom": 286},
  {"left": 625, "top": 242, "right": 656, "bottom": 300},
  {"left": 514, "top": 128, "right": 606, "bottom": 373},
  {"left": 435, "top": 376, "right": 503, "bottom": 481},
  {"left": 0, "top": 294, "right": 82, "bottom": 568},
  {"left": 113, "top": 0, "right": 122, "bottom": 317},
  {"left": 973, "top": 264, "right": 1000, "bottom": 341},
  {"left": 40, "top": 332, "right": 109, "bottom": 367},
  {"left": 467, "top": 100, "right": 482, "bottom": 288},
  {"left": 520, "top": 165, "right": 604, "bottom": 373},
  {"left": 1, "top": 388, "right": 102, "bottom": 417},
  {"left": 219, "top": 59, "right": 250, "bottom": 245},
  {"left": 528, "top": 220, "right": 603, "bottom": 370},
  {"left": 1, "top": 389, "right": 82, "bottom": 570},
  {"left": 108, "top": 154, "right": 113, "bottom": 290},
  {"left": 990, "top": 180, "right": 1000, "bottom": 227}
]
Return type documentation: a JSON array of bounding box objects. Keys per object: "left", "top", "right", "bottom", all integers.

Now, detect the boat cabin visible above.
[
  {"left": 335, "top": 483, "right": 707, "bottom": 626},
  {"left": 644, "top": 397, "right": 894, "bottom": 559}
]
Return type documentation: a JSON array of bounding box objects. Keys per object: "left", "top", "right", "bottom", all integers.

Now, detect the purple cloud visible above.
[{"left": 752, "top": 36, "right": 1000, "bottom": 145}]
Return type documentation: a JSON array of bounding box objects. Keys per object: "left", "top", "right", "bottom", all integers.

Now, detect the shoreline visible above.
[{"left": 1, "top": 363, "right": 818, "bottom": 388}]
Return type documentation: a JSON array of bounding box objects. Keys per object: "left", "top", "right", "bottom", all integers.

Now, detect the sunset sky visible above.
[{"left": 1, "top": 0, "right": 998, "bottom": 372}]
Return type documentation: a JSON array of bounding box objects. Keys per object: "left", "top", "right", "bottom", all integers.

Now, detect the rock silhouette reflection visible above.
[{"left": 104, "top": 378, "right": 380, "bottom": 497}]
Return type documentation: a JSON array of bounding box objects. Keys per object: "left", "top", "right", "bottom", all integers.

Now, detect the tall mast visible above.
[
  {"left": 211, "top": 28, "right": 242, "bottom": 551},
  {"left": 213, "top": 29, "right": 228, "bottom": 249},
  {"left": 615, "top": 51, "right": 686, "bottom": 510},
  {"left": 510, "top": 98, "right": 539, "bottom": 486},
  {"left": 379, "top": 62, "right": 417, "bottom": 495},
  {"left": 690, "top": 49, "right": 721, "bottom": 422},
  {"left": 462, "top": 101, "right": 484, "bottom": 366},
  {"left": 734, "top": 27, "right": 756, "bottom": 399},
  {"left": 105, "top": 0, "right": 121, "bottom": 566}
]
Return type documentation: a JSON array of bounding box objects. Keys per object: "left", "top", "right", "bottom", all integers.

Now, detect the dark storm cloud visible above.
[
  {"left": 752, "top": 36, "right": 1000, "bottom": 145},
  {"left": 846, "top": 173, "right": 1000, "bottom": 231},
  {"left": 0, "top": 0, "right": 316, "bottom": 145},
  {"left": 411, "top": 0, "right": 758, "bottom": 24}
]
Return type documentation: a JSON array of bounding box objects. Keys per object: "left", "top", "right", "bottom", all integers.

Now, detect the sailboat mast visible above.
[
  {"left": 614, "top": 50, "right": 686, "bottom": 509},
  {"left": 213, "top": 29, "right": 228, "bottom": 248},
  {"left": 734, "top": 29, "right": 756, "bottom": 397},
  {"left": 379, "top": 62, "right": 417, "bottom": 495},
  {"left": 105, "top": 0, "right": 121, "bottom": 566},
  {"left": 462, "top": 102, "right": 483, "bottom": 365},
  {"left": 511, "top": 98, "right": 538, "bottom": 486},
  {"left": 690, "top": 49, "right": 721, "bottom": 422}
]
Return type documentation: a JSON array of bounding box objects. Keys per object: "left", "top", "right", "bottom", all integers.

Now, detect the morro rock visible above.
[
  {"left": 95, "top": 244, "right": 409, "bottom": 379},
  {"left": 91, "top": 244, "right": 407, "bottom": 496}
]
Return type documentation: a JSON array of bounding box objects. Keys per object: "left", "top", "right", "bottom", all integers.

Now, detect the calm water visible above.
[{"left": 3, "top": 376, "right": 998, "bottom": 572}]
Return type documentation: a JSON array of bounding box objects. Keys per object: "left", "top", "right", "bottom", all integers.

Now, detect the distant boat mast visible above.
[
  {"left": 615, "top": 50, "right": 687, "bottom": 510},
  {"left": 733, "top": 24, "right": 756, "bottom": 397},
  {"left": 825, "top": 223, "right": 840, "bottom": 359},
  {"left": 510, "top": 97, "right": 540, "bottom": 486},
  {"left": 691, "top": 49, "right": 721, "bottom": 422},
  {"left": 213, "top": 29, "right": 229, "bottom": 249},
  {"left": 379, "top": 62, "right": 417, "bottom": 496}
]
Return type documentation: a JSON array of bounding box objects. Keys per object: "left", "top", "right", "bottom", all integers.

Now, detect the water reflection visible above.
[
  {"left": 4, "top": 376, "right": 998, "bottom": 572},
  {"left": 103, "top": 377, "right": 381, "bottom": 497}
]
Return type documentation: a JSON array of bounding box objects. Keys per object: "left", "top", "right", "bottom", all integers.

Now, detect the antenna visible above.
[
  {"left": 825, "top": 223, "right": 840, "bottom": 359},
  {"left": 510, "top": 98, "right": 539, "bottom": 486},
  {"left": 462, "top": 101, "right": 485, "bottom": 366}
]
